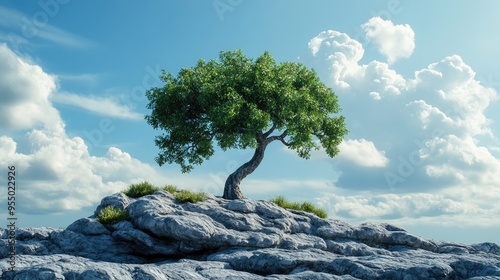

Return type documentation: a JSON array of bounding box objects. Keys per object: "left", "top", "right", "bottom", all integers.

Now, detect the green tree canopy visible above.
[{"left": 145, "top": 50, "right": 347, "bottom": 199}]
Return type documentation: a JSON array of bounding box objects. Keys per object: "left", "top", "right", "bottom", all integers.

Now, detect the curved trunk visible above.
[{"left": 223, "top": 137, "right": 269, "bottom": 200}]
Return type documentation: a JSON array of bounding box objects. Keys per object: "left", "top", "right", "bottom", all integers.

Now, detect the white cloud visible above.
[
  {"left": 317, "top": 188, "right": 499, "bottom": 228},
  {"left": 309, "top": 30, "right": 364, "bottom": 61},
  {"left": 306, "top": 138, "right": 388, "bottom": 168},
  {"left": 307, "top": 20, "right": 500, "bottom": 230},
  {"left": 338, "top": 139, "right": 388, "bottom": 167},
  {"left": 361, "top": 17, "right": 415, "bottom": 64},
  {"left": 308, "top": 30, "right": 364, "bottom": 89},
  {"left": 52, "top": 92, "right": 143, "bottom": 120},
  {"left": 413, "top": 55, "right": 475, "bottom": 91},
  {"left": 423, "top": 135, "right": 500, "bottom": 185},
  {"left": 0, "top": 126, "right": 169, "bottom": 213},
  {"left": 319, "top": 193, "right": 467, "bottom": 219},
  {"left": 0, "top": 44, "right": 166, "bottom": 214},
  {"left": 0, "top": 43, "right": 61, "bottom": 130},
  {"left": 308, "top": 30, "right": 406, "bottom": 97},
  {"left": 405, "top": 100, "right": 455, "bottom": 131},
  {"left": 412, "top": 56, "right": 497, "bottom": 137}
]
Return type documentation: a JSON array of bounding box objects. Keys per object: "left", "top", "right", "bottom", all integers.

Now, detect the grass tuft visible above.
[
  {"left": 122, "top": 181, "right": 205, "bottom": 203},
  {"left": 163, "top": 184, "right": 178, "bottom": 194},
  {"left": 97, "top": 206, "right": 130, "bottom": 224},
  {"left": 270, "top": 196, "right": 327, "bottom": 218},
  {"left": 123, "top": 181, "right": 159, "bottom": 198},
  {"left": 174, "top": 190, "right": 206, "bottom": 203}
]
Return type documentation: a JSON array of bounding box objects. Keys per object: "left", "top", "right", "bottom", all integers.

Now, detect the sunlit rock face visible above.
[{"left": 1, "top": 191, "right": 500, "bottom": 279}]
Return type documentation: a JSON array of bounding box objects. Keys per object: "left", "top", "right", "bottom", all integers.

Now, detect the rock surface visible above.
[{"left": 1, "top": 191, "right": 500, "bottom": 279}]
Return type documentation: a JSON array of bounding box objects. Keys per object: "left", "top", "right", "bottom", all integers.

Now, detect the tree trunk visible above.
[{"left": 223, "top": 136, "right": 269, "bottom": 200}]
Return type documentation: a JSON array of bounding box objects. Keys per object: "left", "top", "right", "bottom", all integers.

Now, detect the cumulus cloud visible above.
[
  {"left": 307, "top": 20, "right": 500, "bottom": 229},
  {"left": 307, "top": 30, "right": 406, "bottom": 98},
  {"left": 308, "top": 138, "right": 388, "bottom": 168},
  {"left": 0, "top": 44, "right": 168, "bottom": 214},
  {"left": 52, "top": 92, "right": 143, "bottom": 120},
  {"left": 0, "top": 126, "right": 167, "bottom": 213},
  {"left": 410, "top": 55, "right": 497, "bottom": 137},
  {"left": 338, "top": 139, "right": 388, "bottom": 167},
  {"left": 0, "top": 43, "right": 61, "bottom": 130},
  {"left": 308, "top": 30, "right": 364, "bottom": 89},
  {"left": 423, "top": 135, "right": 500, "bottom": 185},
  {"left": 361, "top": 17, "right": 415, "bottom": 64}
]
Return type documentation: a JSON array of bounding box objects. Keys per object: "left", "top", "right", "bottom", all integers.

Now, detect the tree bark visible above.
[
  {"left": 223, "top": 125, "right": 289, "bottom": 200},
  {"left": 223, "top": 137, "right": 268, "bottom": 199}
]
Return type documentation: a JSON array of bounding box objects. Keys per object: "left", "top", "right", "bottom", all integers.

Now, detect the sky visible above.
[{"left": 1, "top": 1, "right": 500, "bottom": 245}]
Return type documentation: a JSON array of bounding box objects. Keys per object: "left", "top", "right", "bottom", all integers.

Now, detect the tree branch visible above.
[
  {"left": 280, "top": 138, "right": 291, "bottom": 146},
  {"left": 263, "top": 122, "right": 277, "bottom": 138},
  {"left": 266, "top": 129, "right": 291, "bottom": 146},
  {"left": 278, "top": 129, "right": 288, "bottom": 138},
  {"left": 279, "top": 130, "right": 291, "bottom": 146}
]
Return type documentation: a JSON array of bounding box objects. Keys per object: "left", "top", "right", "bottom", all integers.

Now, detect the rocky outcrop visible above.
[{"left": 1, "top": 191, "right": 500, "bottom": 279}]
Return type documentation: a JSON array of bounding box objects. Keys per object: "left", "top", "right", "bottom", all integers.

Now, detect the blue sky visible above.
[{"left": 1, "top": 1, "right": 500, "bottom": 245}]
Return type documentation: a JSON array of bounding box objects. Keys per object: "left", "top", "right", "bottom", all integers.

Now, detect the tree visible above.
[{"left": 145, "top": 50, "right": 348, "bottom": 200}]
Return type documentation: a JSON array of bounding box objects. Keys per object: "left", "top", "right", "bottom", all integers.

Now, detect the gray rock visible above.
[
  {"left": 1, "top": 191, "right": 499, "bottom": 279},
  {"left": 93, "top": 192, "right": 131, "bottom": 217},
  {"left": 66, "top": 218, "right": 111, "bottom": 235}
]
